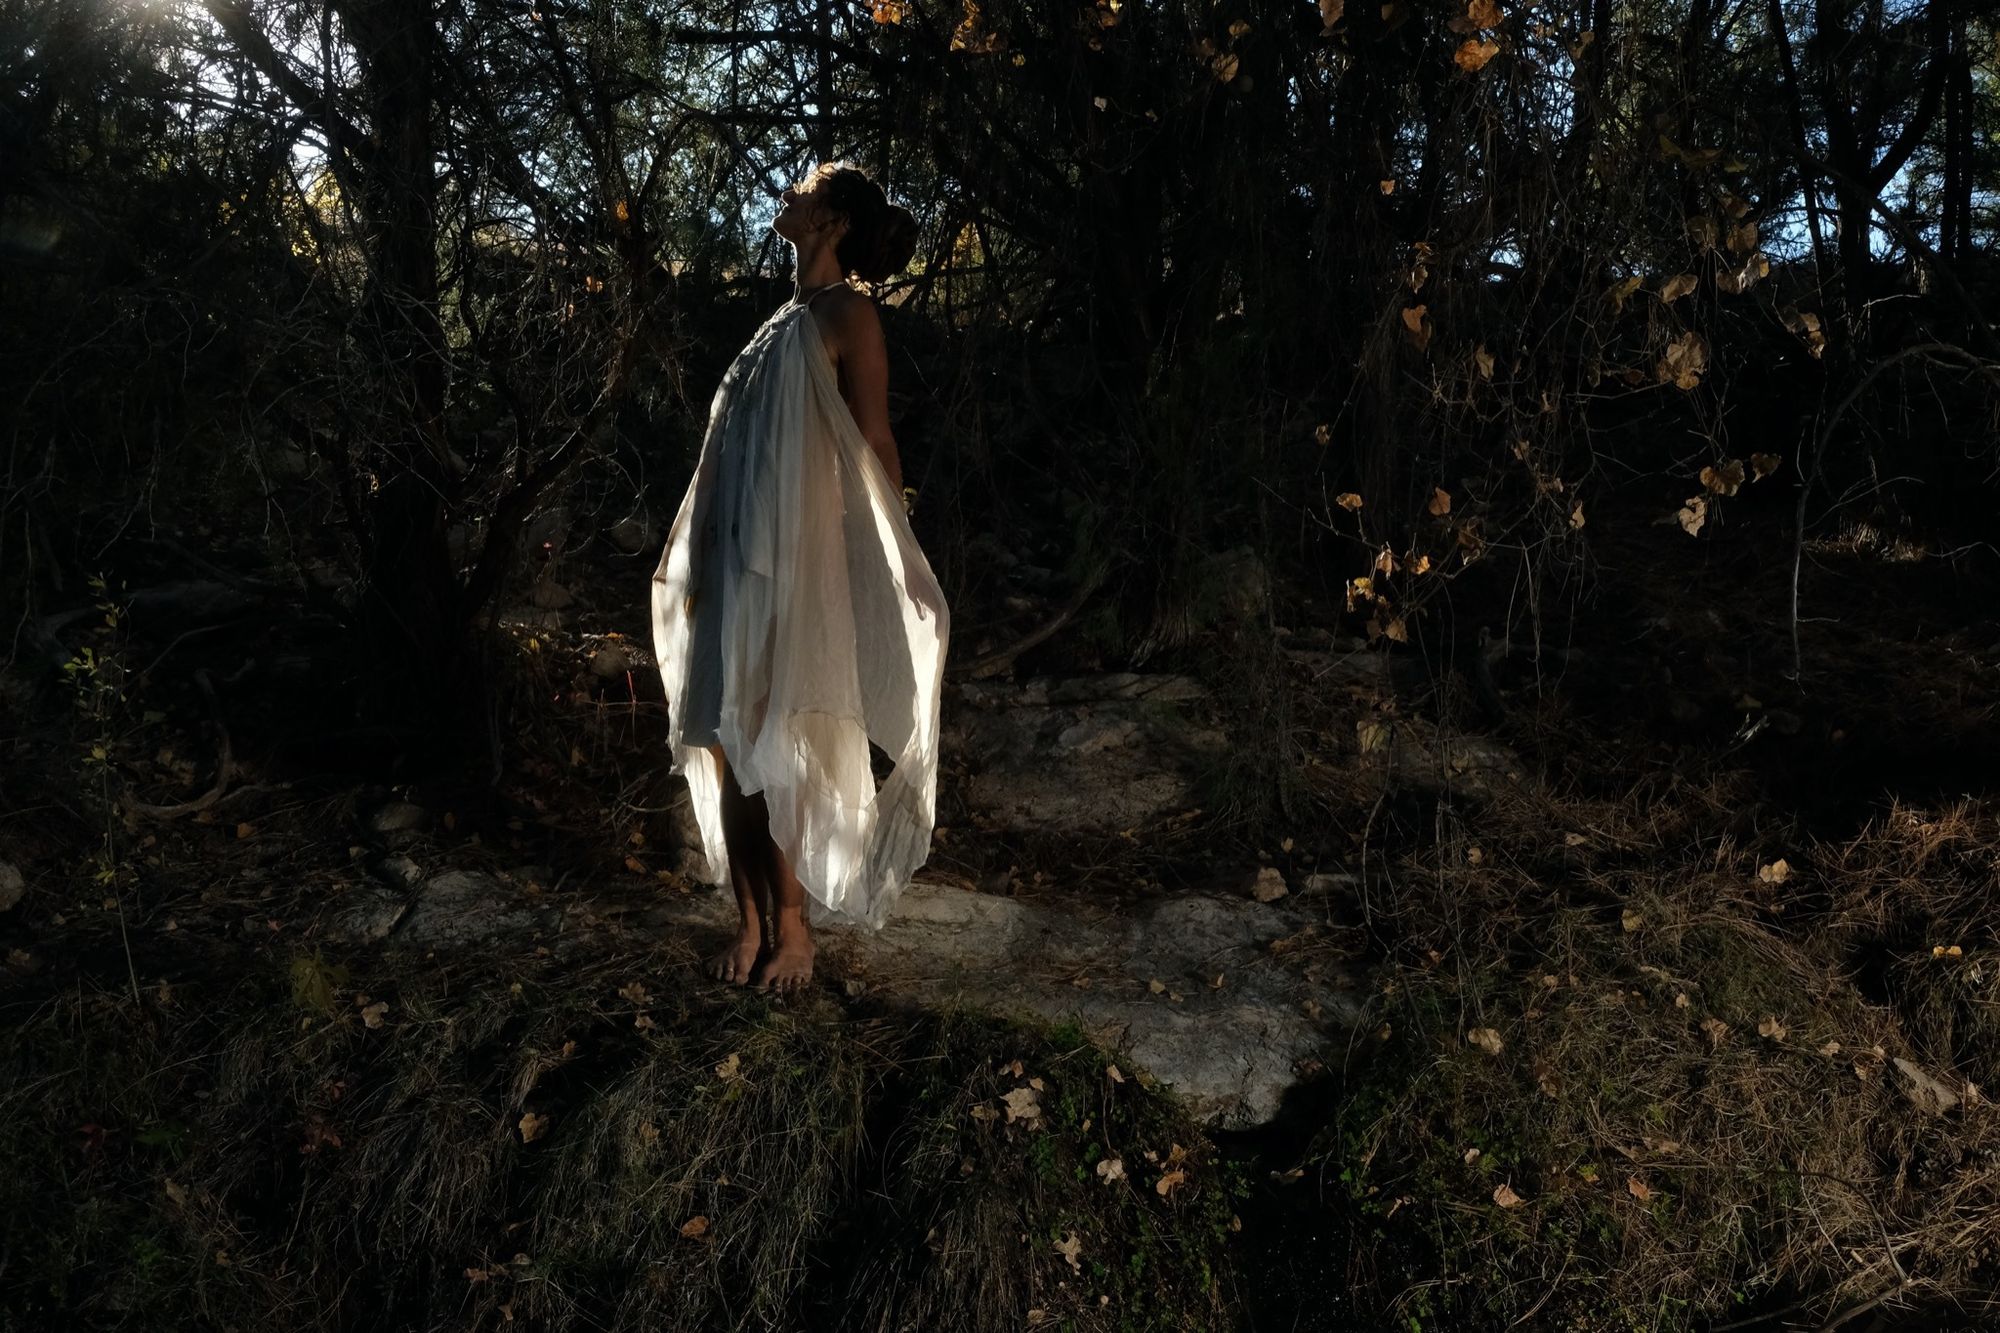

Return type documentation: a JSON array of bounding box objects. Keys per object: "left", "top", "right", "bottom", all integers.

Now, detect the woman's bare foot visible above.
[
  {"left": 706, "top": 927, "right": 763, "bottom": 985},
  {"left": 752, "top": 910, "right": 815, "bottom": 994}
]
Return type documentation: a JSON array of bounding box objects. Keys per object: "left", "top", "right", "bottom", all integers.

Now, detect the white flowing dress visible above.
[{"left": 650, "top": 283, "right": 949, "bottom": 930}]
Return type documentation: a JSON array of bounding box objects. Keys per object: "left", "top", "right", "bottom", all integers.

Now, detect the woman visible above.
[{"left": 651, "top": 161, "right": 949, "bottom": 995}]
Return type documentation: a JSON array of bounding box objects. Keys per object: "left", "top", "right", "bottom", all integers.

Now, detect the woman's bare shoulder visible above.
[{"left": 815, "top": 287, "right": 884, "bottom": 359}]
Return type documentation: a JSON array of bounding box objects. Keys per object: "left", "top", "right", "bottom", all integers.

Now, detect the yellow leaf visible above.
[
  {"left": 1373, "top": 546, "right": 1397, "bottom": 574},
  {"left": 1606, "top": 274, "right": 1643, "bottom": 312},
  {"left": 1356, "top": 719, "right": 1390, "bottom": 754},
  {"left": 1659, "top": 273, "right": 1697, "bottom": 304},
  {"left": 1676, "top": 495, "right": 1707, "bottom": 536},
  {"left": 1758, "top": 1014, "right": 1788, "bottom": 1041},
  {"left": 714, "top": 1052, "right": 742, "bottom": 1081},
  {"left": 1379, "top": 178, "right": 1395, "bottom": 194},
  {"left": 1155, "top": 1169, "right": 1187, "bottom": 1197},
  {"left": 1466, "top": 1027, "right": 1504, "bottom": 1055},
  {"left": 613, "top": 199, "right": 630, "bottom": 224},
  {"left": 1401, "top": 304, "right": 1430, "bottom": 352},
  {"left": 1700, "top": 459, "right": 1745, "bottom": 496},
  {"left": 1427, "top": 487, "right": 1452, "bottom": 517},
  {"left": 1453, "top": 38, "right": 1500, "bottom": 70},
  {"left": 1474, "top": 344, "right": 1495, "bottom": 379},
  {"left": 1621, "top": 908, "right": 1643, "bottom": 932},
  {"left": 1757, "top": 857, "right": 1791, "bottom": 884},
  {"left": 1492, "top": 1182, "right": 1524, "bottom": 1208},
  {"left": 1412, "top": 555, "right": 1432, "bottom": 574},
  {"left": 1466, "top": 0, "right": 1502, "bottom": 28},
  {"left": 870, "top": 0, "right": 908, "bottom": 22},
  {"left": 1336, "top": 492, "right": 1363, "bottom": 511},
  {"left": 1211, "top": 51, "right": 1240, "bottom": 81},
  {"left": 1569, "top": 502, "right": 1585, "bottom": 530},
  {"left": 1227, "top": 18, "right": 1251, "bottom": 37}
]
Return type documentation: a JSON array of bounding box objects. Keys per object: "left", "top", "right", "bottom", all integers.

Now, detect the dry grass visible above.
[{"left": 0, "top": 933, "right": 1236, "bottom": 1332}]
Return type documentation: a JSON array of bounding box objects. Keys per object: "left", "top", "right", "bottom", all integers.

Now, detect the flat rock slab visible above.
[
  {"left": 328, "top": 867, "right": 1362, "bottom": 1128},
  {"left": 947, "top": 673, "right": 1226, "bottom": 834}
]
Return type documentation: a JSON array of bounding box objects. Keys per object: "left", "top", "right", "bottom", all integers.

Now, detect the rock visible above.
[
  {"left": 340, "top": 887, "right": 409, "bottom": 943},
  {"left": 371, "top": 855, "right": 423, "bottom": 889},
  {"left": 1298, "top": 871, "right": 1358, "bottom": 897},
  {"left": 1193, "top": 544, "right": 1269, "bottom": 628},
  {"left": 367, "top": 802, "right": 431, "bottom": 836},
  {"left": 590, "top": 638, "right": 636, "bottom": 678},
  {"left": 528, "top": 577, "right": 574, "bottom": 611},
  {"left": 812, "top": 885, "right": 1361, "bottom": 1128},
  {"left": 389, "top": 871, "right": 562, "bottom": 953},
  {"left": 1893, "top": 1057, "right": 1963, "bottom": 1113},
  {"left": 948, "top": 673, "right": 1225, "bottom": 835},
  {"left": 1248, "top": 867, "right": 1288, "bottom": 903},
  {"left": 0, "top": 861, "right": 23, "bottom": 912}
]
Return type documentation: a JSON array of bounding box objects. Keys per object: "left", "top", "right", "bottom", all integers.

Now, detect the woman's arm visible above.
[{"left": 826, "top": 295, "right": 904, "bottom": 496}]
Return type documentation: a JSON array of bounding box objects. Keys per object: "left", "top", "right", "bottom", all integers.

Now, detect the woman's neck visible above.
[{"left": 790, "top": 243, "right": 847, "bottom": 300}]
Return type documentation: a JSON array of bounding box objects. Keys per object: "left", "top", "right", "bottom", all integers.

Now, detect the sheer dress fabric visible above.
[{"left": 650, "top": 287, "right": 949, "bottom": 930}]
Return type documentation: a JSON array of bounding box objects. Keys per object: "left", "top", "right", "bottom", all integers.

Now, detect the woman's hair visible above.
[{"left": 810, "top": 161, "right": 919, "bottom": 286}]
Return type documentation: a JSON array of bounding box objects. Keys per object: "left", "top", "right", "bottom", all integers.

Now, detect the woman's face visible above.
[{"left": 772, "top": 174, "right": 847, "bottom": 245}]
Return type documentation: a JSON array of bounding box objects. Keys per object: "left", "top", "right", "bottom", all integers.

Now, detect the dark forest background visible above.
[
  {"left": 6, "top": 1, "right": 2000, "bottom": 1330},
  {"left": 7, "top": 0, "right": 1998, "bottom": 749}
]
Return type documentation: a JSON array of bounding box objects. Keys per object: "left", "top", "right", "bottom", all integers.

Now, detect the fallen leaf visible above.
[
  {"left": 1700, "top": 1017, "right": 1729, "bottom": 1048},
  {"left": 679, "top": 1215, "right": 710, "bottom": 1239},
  {"left": 1463, "top": 1147, "right": 1482, "bottom": 1164},
  {"left": 1148, "top": 977, "right": 1166, "bottom": 994},
  {"left": 1155, "top": 1169, "right": 1187, "bottom": 1197},
  {"left": 1096, "top": 1157, "right": 1126, "bottom": 1183},
  {"left": 519, "top": 1111, "right": 550, "bottom": 1143},
  {"left": 1621, "top": 908, "right": 1643, "bottom": 932},
  {"left": 714, "top": 1052, "right": 742, "bottom": 1081},
  {"left": 1757, "top": 858, "right": 1791, "bottom": 884},
  {"left": 1466, "top": 1027, "right": 1505, "bottom": 1056},
  {"left": 1474, "top": 344, "right": 1496, "bottom": 380},
  {"left": 361, "top": 1001, "right": 389, "bottom": 1029},
  {"left": 1675, "top": 992, "right": 1691, "bottom": 1009},
  {"left": 1492, "top": 1182, "right": 1524, "bottom": 1208},
  {"left": 617, "top": 981, "right": 651, "bottom": 1005},
  {"left": 1106, "top": 1064, "right": 1125, "bottom": 1083},
  {"left": 1758, "top": 1015, "right": 1788, "bottom": 1041},
  {"left": 1001, "top": 1086, "right": 1043, "bottom": 1125},
  {"left": 1819, "top": 1040, "right": 1842, "bottom": 1056},
  {"left": 1627, "top": 1175, "right": 1652, "bottom": 1202},
  {"left": 1427, "top": 487, "right": 1452, "bottom": 517}
]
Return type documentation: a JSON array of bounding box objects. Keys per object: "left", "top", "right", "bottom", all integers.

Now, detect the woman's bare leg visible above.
[
  {"left": 751, "top": 833, "right": 815, "bottom": 994},
  {"left": 705, "top": 744, "right": 768, "bottom": 984}
]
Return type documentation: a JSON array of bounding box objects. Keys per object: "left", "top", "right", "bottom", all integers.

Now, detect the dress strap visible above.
[{"left": 797, "top": 279, "right": 849, "bottom": 308}]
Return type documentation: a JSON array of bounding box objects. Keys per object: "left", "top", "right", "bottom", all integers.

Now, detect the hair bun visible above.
[
  {"left": 819, "top": 162, "right": 919, "bottom": 285},
  {"left": 868, "top": 205, "right": 919, "bottom": 284}
]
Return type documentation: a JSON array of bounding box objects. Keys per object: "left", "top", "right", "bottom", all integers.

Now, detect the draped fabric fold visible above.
[{"left": 650, "top": 296, "right": 949, "bottom": 930}]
